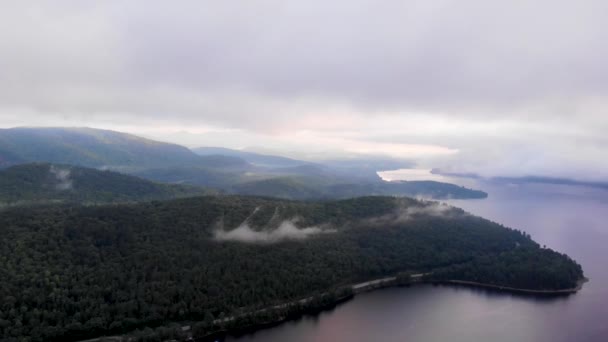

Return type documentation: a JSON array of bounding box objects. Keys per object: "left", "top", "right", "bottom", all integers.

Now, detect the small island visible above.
[{"left": 0, "top": 196, "right": 584, "bottom": 341}]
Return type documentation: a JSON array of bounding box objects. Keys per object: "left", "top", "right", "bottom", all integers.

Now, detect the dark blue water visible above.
[{"left": 227, "top": 182, "right": 608, "bottom": 342}]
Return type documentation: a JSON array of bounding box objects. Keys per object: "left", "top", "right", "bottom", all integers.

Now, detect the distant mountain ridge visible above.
[
  {"left": 0, "top": 127, "right": 250, "bottom": 170},
  {"left": 193, "top": 146, "right": 309, "bottom": 168},
  {"left": 0, "top": 127, "right": 488, "bottom": 200}
]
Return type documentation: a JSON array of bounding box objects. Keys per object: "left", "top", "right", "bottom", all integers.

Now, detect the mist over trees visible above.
[{"left": 0, "top": 163, "right": 210, "bottom": 206}]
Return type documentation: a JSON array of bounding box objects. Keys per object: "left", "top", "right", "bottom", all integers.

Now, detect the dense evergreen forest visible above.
[
  {"left": 0, "top": 163, "right": 210, "bottom": 206},
  {"left": 136, "top": 167, "right": 488, "bottom": 200},
  {"left": 0, "top": 127, "right": 204, "bottom": 168},
  {"left": 0, "top": 195, "right": 583, "bottom": 341},
  {"left": 427, "top": 246, "right": 584, "bottom": 290}
]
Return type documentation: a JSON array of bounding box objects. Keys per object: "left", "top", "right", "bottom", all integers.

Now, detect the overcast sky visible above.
[{"left": 1, "top": 1, "right": 607, "bottom": 180}]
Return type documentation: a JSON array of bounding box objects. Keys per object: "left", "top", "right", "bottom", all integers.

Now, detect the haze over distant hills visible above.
[{"left": 0, "top": 127, "right": 487, "bottom": 200}]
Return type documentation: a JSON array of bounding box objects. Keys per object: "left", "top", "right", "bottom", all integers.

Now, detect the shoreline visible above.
[
  {"left": 77, "top": 274, "right": 587, "bottom": 342},
  {"left": 196, "top": 274, "right": 587, "bottom": 340}
]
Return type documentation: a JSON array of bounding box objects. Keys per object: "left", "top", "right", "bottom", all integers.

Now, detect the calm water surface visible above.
[{"left": 226, "top": 174, "right": 608, "bottom": 342}]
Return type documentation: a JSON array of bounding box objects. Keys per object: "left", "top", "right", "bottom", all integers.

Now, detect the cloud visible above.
[
  {"left": 365, "top": 201, "right": 460, "bottom": 226},
  {"left": 1, "top": 1, "right": 607, "bottom": 179},
  {"left": 213, "top": 206, "right": 335, "bottom": 243},
  {"left": 4, "top": 1, "right": 607, "bottom": 117},
  {"left": 213, "top": 201, "right": 463, "bottom": 243},
  {"left": 393, "top": 203, "right": 455, "bottom": 222},
  {"left": 214, "top": 219, "right": 334, "bottom": 243},
  {"left": 49, "top": 166, "right": 73, "bottom": 190}
]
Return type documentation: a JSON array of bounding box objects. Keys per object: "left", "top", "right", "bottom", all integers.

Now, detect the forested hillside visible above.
[
  {"left": 232, "top": 178, "right": 487, "bottom": 200},
  {"left": 0, "top": 163, "right": 210, "bottom": 205},
  {"left": 193, "top": 146, "right": 307, "bottom": 168},
  {"left": 0, "top": 127, "right": 208, "bottom": 168},
  {"left": 0, "top": 196, "right": 583, "bottom": 341}
]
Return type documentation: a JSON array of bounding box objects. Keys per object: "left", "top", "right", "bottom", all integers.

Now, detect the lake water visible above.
[{"left": 225, "top": 171, "right": 608, "bottom": 342}]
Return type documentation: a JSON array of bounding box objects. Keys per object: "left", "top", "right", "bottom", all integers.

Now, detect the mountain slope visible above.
[
  {"left": 328, "top": 180, "right": 488, "bottom": 199},
  {"left": 0, "top": 127, "right": 250, "bottom": 169},
  {"left": 231, "top": 177, "right": 487, "bottom": 200},
  {"left": 193, "top": 146, "right": 308, "bottom": 168},
  {"left": 232, "top": 176, "right": 326, "bottom": 199},
  {"left": 0, "top": 163, "right": 210, "bottom": 205}
]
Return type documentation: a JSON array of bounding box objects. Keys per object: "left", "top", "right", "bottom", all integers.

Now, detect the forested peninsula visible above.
[{"left": 0, "top": 195, "right": 584, "bottom": 341}]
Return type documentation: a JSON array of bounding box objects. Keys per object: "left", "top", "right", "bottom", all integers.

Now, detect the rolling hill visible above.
[
  {"left": 0, "top": 127, "right": 251, "bottom": 170},
  {"left": 0, "top": 163, "right": 211, "bottom": 206},
  {"left": 193, "top": 146, "right": 308, "bottom": 168},
  {"left": 0, "top": 127, "right": 201, "bottom": 168},
  {"left": 231, "top": 177, "right": 487, "bottom": 200}
]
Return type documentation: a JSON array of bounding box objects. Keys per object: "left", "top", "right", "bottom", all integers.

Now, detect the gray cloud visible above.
[
  {"left": 3, "top": 1, "right": 607, "bottom": 115},
  {"left": 365, "top": 200, "right": 460, "bottom": 226},
  {"left": 212, "top": 206, "right": 335, "bottom": 243},
  {"left": 213, "top": 220, "right": 333, "bottom": 243},
  {"left": 1, "top": 1, "right": 607, "bottom": 179}
]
